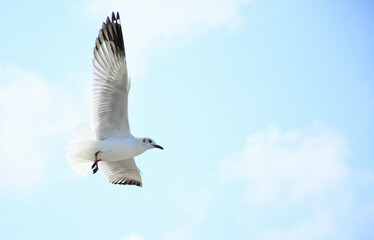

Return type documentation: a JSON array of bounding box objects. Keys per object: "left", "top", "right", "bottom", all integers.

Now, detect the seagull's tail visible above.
[{"left": 67, "top": 125, "right": 99, "bottom": 176}]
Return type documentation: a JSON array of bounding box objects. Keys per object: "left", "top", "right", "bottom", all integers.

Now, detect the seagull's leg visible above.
[
  {"left": 92, "top": 163, "right": 101, "bottom": 174},
  {"left": 92, "top": 151, "right": 102, "bottom": 174}
]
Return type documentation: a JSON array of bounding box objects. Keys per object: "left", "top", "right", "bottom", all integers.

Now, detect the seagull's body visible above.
[
  {"left": 98, "top": 136, "right": 151, "bottom": 162},
  {"left": 67, "top": 12, "right": 163, "bottom": 187}
]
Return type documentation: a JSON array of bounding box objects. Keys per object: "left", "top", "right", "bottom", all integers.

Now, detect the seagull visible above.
[{"left": 67, "top": 12, "right": 163, "bottom": 187}]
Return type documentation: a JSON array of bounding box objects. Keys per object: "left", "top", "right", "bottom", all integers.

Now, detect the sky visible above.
[{"left": 0, "top": 0, "right": 373, "bottom": 239}]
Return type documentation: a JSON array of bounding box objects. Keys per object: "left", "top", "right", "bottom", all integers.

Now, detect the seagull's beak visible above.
[{"left": 152, "top": 144, "right": 164, "bottom": 150}]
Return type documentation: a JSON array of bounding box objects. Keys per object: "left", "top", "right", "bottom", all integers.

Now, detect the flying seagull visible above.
[{"left": 67, "top": 12, "right": 163, "bottom": 187}]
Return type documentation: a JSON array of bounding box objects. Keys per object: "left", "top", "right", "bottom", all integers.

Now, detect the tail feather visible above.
[{"left": 67, "top": 125, "right": 99, "bottom": 176}]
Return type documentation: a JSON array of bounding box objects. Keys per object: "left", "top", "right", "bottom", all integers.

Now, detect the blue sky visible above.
[{"left": 0, "top": 0, "right": 373, "bottom": 239}]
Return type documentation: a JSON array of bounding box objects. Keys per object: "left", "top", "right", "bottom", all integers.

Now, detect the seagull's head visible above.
[{"left": 141, "top": 137, "right": 164, "bottom": 150}]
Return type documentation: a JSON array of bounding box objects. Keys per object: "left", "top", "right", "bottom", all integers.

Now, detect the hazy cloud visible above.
[
  {"left": 0, "top": 65, "right": 90, "bottom": 194},
  {"left": 218, "top": 123, "right": 350, "bottom": 203},
  {"left": 163, "top": 190, "right": 211, "bottom": 240},
  {"left": 0, "top": 66, "right": 51, "bottom": 193},
  {"left": 215, "top": 123, "right": 351, "bottom": 239},
  {"left": 261, "top": 212, "right": 334, "bottom": 240},
  {"left": 82, "top": 0, "right": 249, "bottom": 75},
  {"left": 163, "top": 225, "right": 192, "bottom": 240},
  {"left": 121, "top": 233, "right": 146, "bottom": 240}
]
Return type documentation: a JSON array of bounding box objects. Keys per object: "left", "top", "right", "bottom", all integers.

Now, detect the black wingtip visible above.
[
  {"left": 94, "top": 12, "right": 125, "bottom": 58},
  {"left": 111, "top": 180, "right": 142, "bottom": 187}
]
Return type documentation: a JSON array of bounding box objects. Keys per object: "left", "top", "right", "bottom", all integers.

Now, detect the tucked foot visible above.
[
  {"left": 92, "top": 160, "right": 102, "bottom": 174},
  {"left": 92, "top": 151, "right": 102, "bottom": 174}
]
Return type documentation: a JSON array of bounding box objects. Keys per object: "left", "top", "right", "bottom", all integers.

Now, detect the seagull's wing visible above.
[
  {"left": 92, "top": 12, "right": 131, "bottom": 140},
  {"left": 99, "top": 158, "right": 142, "bottom": 187}
]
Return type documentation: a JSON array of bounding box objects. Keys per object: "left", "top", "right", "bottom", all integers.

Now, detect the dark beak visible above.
[{"left": 152, "top": 144, "right": 164, "bottom": 150}]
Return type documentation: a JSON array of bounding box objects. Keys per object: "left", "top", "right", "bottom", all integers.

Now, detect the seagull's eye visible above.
[{"left": 148, "top": 139, "right": 151, "bottom": 143}]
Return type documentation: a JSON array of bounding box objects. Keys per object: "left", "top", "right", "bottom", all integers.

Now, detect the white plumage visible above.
[{"left": 67, "top": 12, "right": 163, "bottom": 187}]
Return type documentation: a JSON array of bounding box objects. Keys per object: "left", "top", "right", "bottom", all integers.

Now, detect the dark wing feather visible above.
[
  {"left": 92, "top": 12, "right": 131, "bottom": 140},
  {"left": 99, "top": 158, "right": 142, "bottom": 187}
]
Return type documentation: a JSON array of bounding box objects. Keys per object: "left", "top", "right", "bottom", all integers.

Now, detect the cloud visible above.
[
  {"left": 82, "top": 0, "right": 249, "bottom": 75},
  {"left": 163, "top": 225, "right": 192, "bottom": 240},
  {"left": 121, "top": 233, "right": 146, "bottom": 240},
  {"left": 261, "top": 212, "right": 334, "bottom": 240},
  {"left": 0, "top": 66, "right": 51, "bottom": 193},
  {"left": 214, "top": 123, "right": 352, "bottom": 239},
  {"left": 218, "top": 123, "right": 350, "bottom": 204},
  {"left": 0, "top": 65, "right": 90, "bottom": 194},
  {"left": 162, "top": 190, "right": 211, "bottom": 240},
  {"left": 184, "top": 190, "right": 211, "bottom": 220}
]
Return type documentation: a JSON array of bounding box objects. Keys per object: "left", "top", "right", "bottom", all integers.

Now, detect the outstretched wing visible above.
[
  {"left": 99, "top": 158, "right": 142, "bottom": 187},
  {"left": 92, "top": 12, "right": 131, "bottom": 140}
]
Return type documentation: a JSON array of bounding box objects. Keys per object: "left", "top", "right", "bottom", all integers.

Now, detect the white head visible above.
[{"left": 141, "top": 137, "right": 164, "bottom": 150}]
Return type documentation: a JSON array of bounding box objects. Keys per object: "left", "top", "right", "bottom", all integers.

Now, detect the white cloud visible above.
[
  {"left": 261, "top": 212, "right": 334, "bottom": 240},
  {"left": 215, "top": 123, "right": 351, "bottom": 239},
  {"left": 82, "top": 0, "right": 249, "bottom": 75},
  {"left": 0, "top": 65, "right": 90, "bottom": 194},
  {"left": 185, "top": 190, "right": 211, "bottom": 220},
  {"left": 0, "top": 66, "right": 51, "bottom": 193},
  {"left": 163, "top": 225, "right": 192, "bottom": 240},
  {"left": 218, "top": 123, "right": 350, "bottom": 204},
  {"left": 121, "top": 233, "right": 146, "bottom": 240},
  {"left": 163, "top": 190, "right": 210, "bottom": 240}
]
